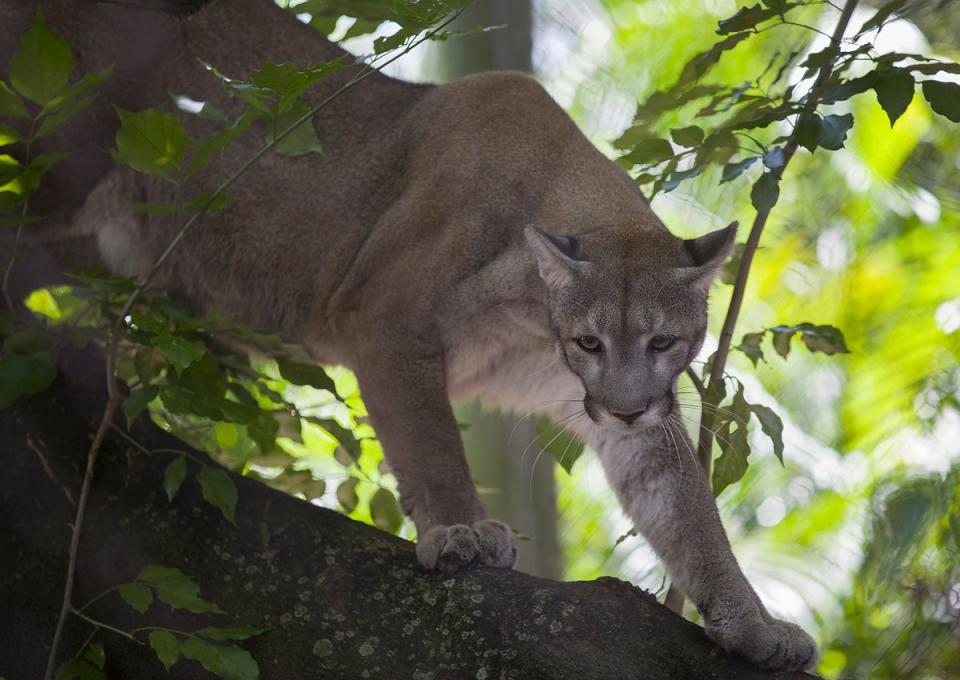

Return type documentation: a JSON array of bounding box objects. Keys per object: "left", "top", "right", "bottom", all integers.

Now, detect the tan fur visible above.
[{"left": 3, "top": 0, "right": 816, "bottom": 670}]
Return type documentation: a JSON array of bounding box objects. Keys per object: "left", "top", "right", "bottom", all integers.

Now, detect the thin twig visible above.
[
  {"left": 109, "top": 423, "right": 209, "bottom": 467},
  {"left": 43, "top": 397, "right": 120, "bottom": 680},
  {"left": 70, "top": 607, "right": 141, "bottom": 644}
]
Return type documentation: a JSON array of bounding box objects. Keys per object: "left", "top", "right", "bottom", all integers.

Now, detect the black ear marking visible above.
[
  {"left": 524, "top": 226, "right": 588, "bottom": 290},
  {"left": 548, "top": 233, "right": 582, "bottom": 260},
  {"left": 683, "top": 221, "right": 738, "bottom": 268}
]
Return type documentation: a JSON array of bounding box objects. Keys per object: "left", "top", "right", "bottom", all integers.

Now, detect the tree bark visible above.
[{"left": 1, "top": 341, "right": 821, "bottom": 680}]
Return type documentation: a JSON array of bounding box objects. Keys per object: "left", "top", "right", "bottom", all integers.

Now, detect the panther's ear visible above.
[
  {"left": 679, "top": 221, "right": 738, "bottom": 290},
  {"left": 524, "top": 226, "right": 586, "bottom": 289}
]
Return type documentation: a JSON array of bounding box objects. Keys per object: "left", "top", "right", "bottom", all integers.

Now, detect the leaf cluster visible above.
[{"left": 613, "top": 0, "right": 960, "bottom": 212}]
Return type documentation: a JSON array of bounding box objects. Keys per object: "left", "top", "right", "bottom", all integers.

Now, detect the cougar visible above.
[{"left": 6, "top": 0, "right": 817, "bottom": 670}]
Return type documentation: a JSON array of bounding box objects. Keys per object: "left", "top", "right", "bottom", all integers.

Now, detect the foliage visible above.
[
  {"left": 57, "top": 565, "right": 267, "bottom": 680},
  {"left": 0, "top": 4, "right": 468, "bottom": 678}
]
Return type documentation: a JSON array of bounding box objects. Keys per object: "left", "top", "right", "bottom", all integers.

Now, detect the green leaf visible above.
[
  {"left": 762, "top": 146, "right": 785, "bottom": 170},
  {"left": 198, "top": 102, "right": 230, "bottom": 123},
  {"left": 374, "top": 27, "right": 415, "bottom": 54},
  {"left": 139, "top": 564, "right": 223, "bottom": 614},
  {"left": 720, "top": 156, "right": 759, "bottom": 183},
  {"left": 307, "top": 416, "right": 361, "bottom": 460},
  {"left": 873, "top": 68, "right": 915, "bottom": 126},
  {"left": 114, "top": 107, "right": 190, "bottom": 178},
  {"left": 164, "top": 456, "right": 187, "bottom": 502},
  {"left": 185, "top": 109, "right": 258, "bottom": 179},
  {"left": 797, "top": 323, "right": 850, "bottom": 354},
  {"left": 922, "top": 80, "right": 960, "bottom": 123},
  {"left": 794, "top": 112, "right": 821, "bottom": 152},
  {"left": 750, "top": 172, "right": 780, "bottom": 212},
  {"left": 0, "top": 123, "right": 21, "bottom": 147},
  {"left": 711, "top": 419, "right": 751, "bottom": 496},
  {"left": 43, "top": 66, "right": 111, "bottom": 114},
  {"left": 821, "top": 73, "right": 878, "bottom": 105},
  {"left": 769, "top": 323, "right": 850, "bottom": 356},
  {"left": 119, "top": 582, "right": 154, "bottom": 614},
  {"left": 197, "top": 465, "right": 238, "bottom": 524},
  {"left": 771, "top": 326, "right": 795, "bottom": 358},
  {"left": 217, "top": 645, "right": 260, "bottom": 680},
  {"left": 124, "top": 385, "right": 159, "bottom": 426},
  {"left": 717, "top": 3, "right": 789, "bottom": 34},
  {"left": 855, "top": 0, "right": 907, "bottom": 36},
  {"left": 83, "top": 642, "right": 105, "bottom": 670},
  {"left": 196, "top": 626, "right": 269, "bottom": 641},
  {"left": 735, "top": 331, "right": 766, "bottom": 367},
  {"left": 265, "top": 101, "right": 323, "bottom": 157},
  {"left": 0, "top": 350, "right": 56, "bottom": 409},
  {"left": 0, "top": 81, "right": 29, "bottom": 118},
  {"left": 679, "top": 32, "right": 751, "bottom": 84},
  {"left": 0, "top": 154, "right": 20, "bottom": 186},
  {"left": 369, "top": 487, "right": 404, "bottom": 533},
  {"left": 276, "top": 357, "right": 337, "bottom": 394},
  {"left": 9, "top": 10, "right": 73, "bottom": 106},
  {"left": 620, "top": 138, "right": 674, "bottom": 166},
  {"left": 799, "top": 46, "right": 839, "bottom": 78},
  {"left": 336, "top": 477, "right": 359, "bottom": 513},
  {"left": 907, "top": 61, "right": 960, "bottom": 76},
  {"left": 153, "top": 334, "right": 206, "bottom": 375},
  {"left": 817, "top": 113, "right": 854, "bottom": 151},
  {"left": 536, "top": 416, "right": 586, "bottom": 474},
  {"left": 36, "top": 68, "right": 111, "bottom": 138},
  {"left": 661, "top": 166, "right": 702, "bottom": 193},
  {"left": 54, "top": 660, "right": 104, "bottom": 680},
  {"left": 670, "top": 125, "right": 704, "bottom": 147},
  {"left": 138, "top": 564, "right": 188, "bottom": 584},
  {"left": 630, "top": 84, "right": 725, "bottom": 128},
  {"left": 247, "top": 60, "right": 312, "bottom": 111},
  {"left": 181, "top": 638, "right": 259, "bottom": 680},
  {"left": 749, "top": 403, "right": 784, "bottom": 463},
  {"left": 148, "top": 630, "right": 181, "bottom": 672}
]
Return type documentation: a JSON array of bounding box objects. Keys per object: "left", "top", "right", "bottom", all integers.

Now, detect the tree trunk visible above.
[{"left": 1, "top": 341, "right": 821, "bottom": 679}]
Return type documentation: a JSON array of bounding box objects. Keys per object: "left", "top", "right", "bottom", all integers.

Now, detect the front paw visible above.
[
  {"left": 415, "top": 520, "right": 517, "bottom": 573},
  {"left": 708, "top": 615, "right": 818, "bottom": 672}
]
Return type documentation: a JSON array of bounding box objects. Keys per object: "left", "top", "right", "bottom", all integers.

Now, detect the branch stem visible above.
[
  {"left": 70, "top": 607, "right": 141, "bottom": 644},
  {"left": 43, "top": 397, "right": 120, "bottom": 680}
]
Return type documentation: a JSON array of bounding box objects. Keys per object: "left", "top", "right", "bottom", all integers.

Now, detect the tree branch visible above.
[{"left": 4, "top": 343, "right": 823, "bottom": 680}]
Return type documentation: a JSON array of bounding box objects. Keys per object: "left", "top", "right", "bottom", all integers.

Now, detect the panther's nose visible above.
[{"left": 611, "top": 409, "right": 645, "bottom": 424}]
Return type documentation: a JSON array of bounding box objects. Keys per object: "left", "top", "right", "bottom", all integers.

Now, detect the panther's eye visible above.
[
  {"left": 575, "top": 335, "right": 602, "bottom": 353},
  {"left": 650, "top": 334, "right": 677, "bottom": 352}
]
